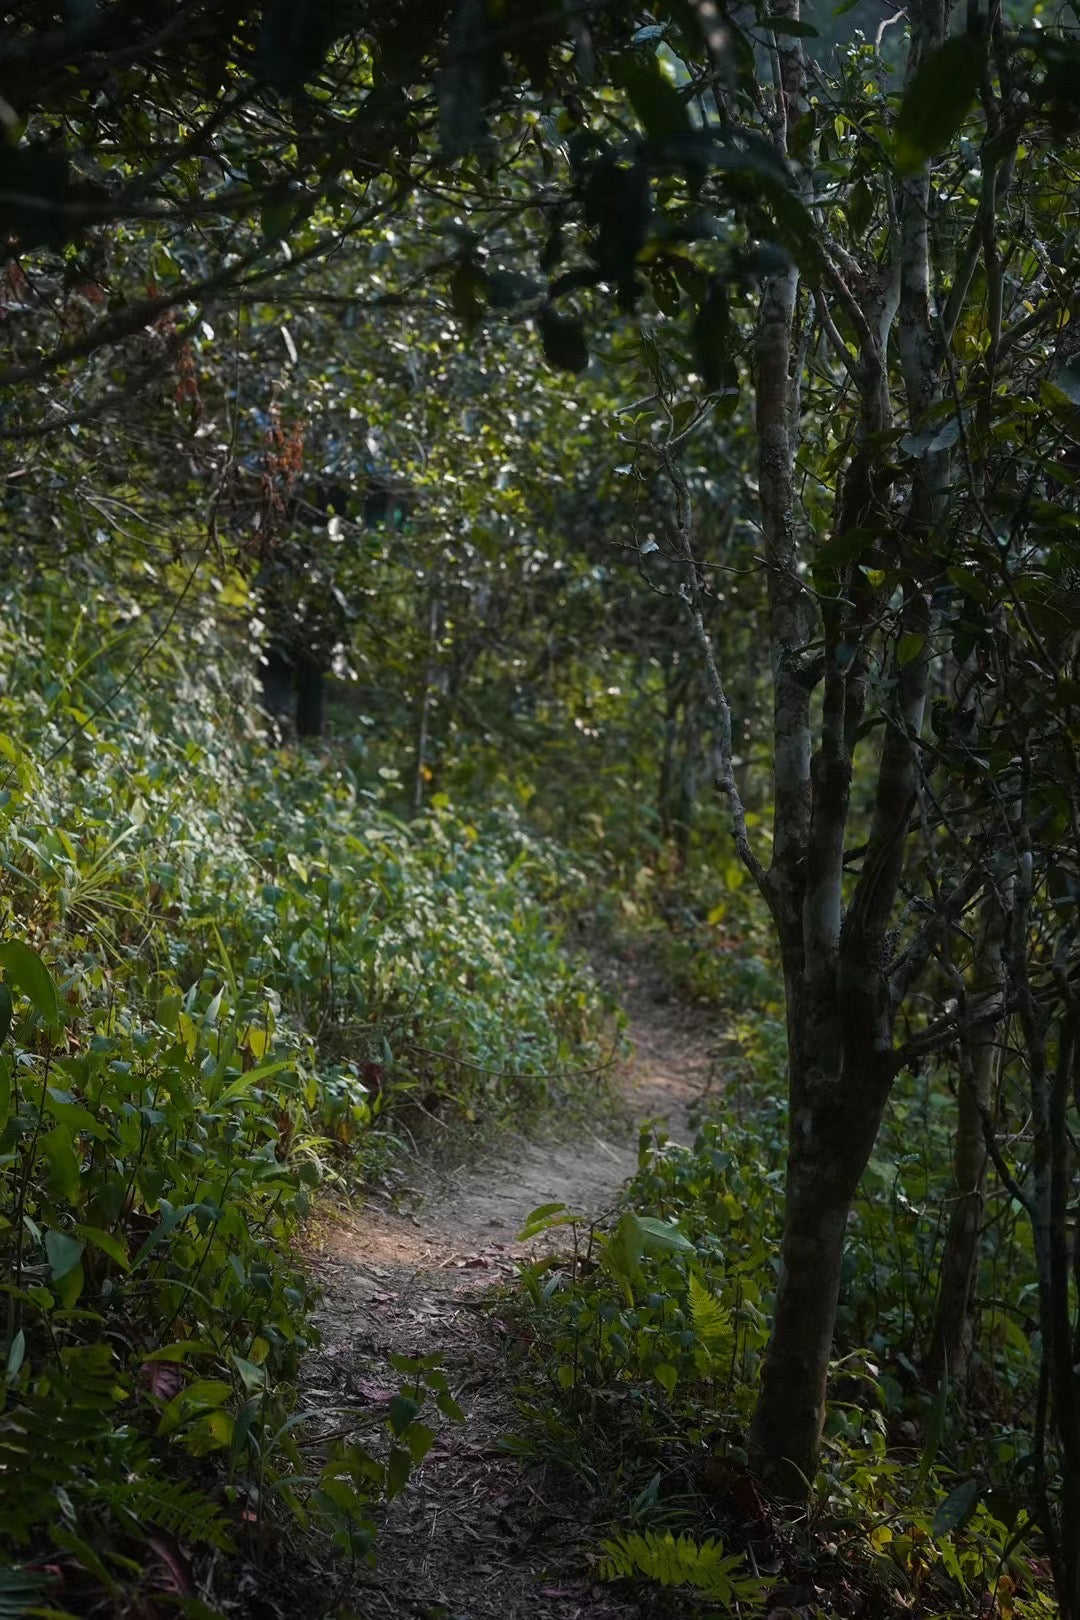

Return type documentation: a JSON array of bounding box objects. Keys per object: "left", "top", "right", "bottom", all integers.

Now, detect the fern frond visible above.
[
  {"left": 91, "top": 1473, "right": 233, "bottom": 1552},
  {"left": 598, "top": 1527, "right": 762, "bottom": 1601},
  {"left": 0, "top": 1565, "right": 66, "bottom": 1620},
  {"left": 688, "top": 1274, "right": 732, "bottom": 1345}
]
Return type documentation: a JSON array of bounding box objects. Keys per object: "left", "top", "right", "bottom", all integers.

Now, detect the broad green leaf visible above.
[
  {"left": 846, "top": 178, "right": 873, "bottom": 238},
  {"left": 44, "top": 1229, "right": 85, "bottom": 1280},
  {"left": 812, "top": 529, "right": 879, "bottom": 571},
  {"left": 0, "top": 984, "right": 12, "bottom": 1046},
  {"left": 436, "top": 1388, "right": 465, "bottom": 1422},
  {"left": 895, "top": 36, "right": 987, "bottom": 173},
  {"left": 157, "top": 1378, "right": 232, "bottom": 1436},
  {"left": 897, "top": 632, "right": 926, "bottom": 668},
  {"left": 70, "top": 1224, "right": 129, "bottom": 1276},
  {"left": 388, "top": 1393, "right": 422, "bottom": 1436},
  {"left": 40, "top": 1127, "right": 82, "bottom": 1205},
  {"left": 233, "top": 1356, "right": 266, "bottom": 1393},
  {"left": 617, "top": 56, "right": 691, "bottom": 143},
  {"left": 633, "top": 1215, "right": 696, "bottom": 1254},
  {"left": 186, "top": 1406, "right": 235, "bottom": 1454},
  {"left": 216, "top": 1058, "right": 292, "bottom": 1105},
  {"left": 654, "top": 1361, "right": 678, "bottom": 1395},
  {"left": 406, "top": 1420, "right": 437, "bottom": 1464},
  {"left": 144, "top": 1340, "right": 216, "bottom": 1363},
  {"left": 521, "top": 1201, "right": 568, "bottom": 1227},
  {"left": 386, "top": 1444, "right": 412, "bottom": 1498},
  {"left": 602, "top": 1212, "right": 646, "bottom": 1289},
  {"left": 918, "top": 1373, "right": 949, "bottom": 1486},
  {"left": 0, "top": 941, "right": 60, "bottom": 1032},
  {"left": 932, "top": 1478, "right": 980, "bottom": 1537},
  {"left": 130, "top": 1201, "right": 201, "bottom": 1269},
  {"left": 56, "top": 1259, "right": 85, "bottom": 1308},
  {"left": 5, "top": 1328, "right": 25, "bottom": 1382}
]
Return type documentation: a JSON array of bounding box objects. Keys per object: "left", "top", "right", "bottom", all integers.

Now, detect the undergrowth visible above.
[
  {"left": 506, "top": 923, "right": 1051, "bottom": 1620},
  {"left": 0, "top": 579, "right": 611, "bottom": 1615}
]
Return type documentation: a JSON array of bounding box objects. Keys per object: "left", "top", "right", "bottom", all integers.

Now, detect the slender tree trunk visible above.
[
  {"left": 658, "top": 661, "right": 679, "bottom": 845},
  {"left": 412, "top": 587, "right": 440, "bottom": 816},
  {"left": 295, "top": 652, "right": 326, "bottom": 739},
  {"left": 926, "top": 1028, "right": 998, "bottom": 1386},
  {"left": 674, "top": 701, "right": 698, "bottom": 871},
  {"left": 927, "top": 894, "right": 1006, "bottom": 1387},
  {"left": 749, "top": 973, "right": 895, "bottom": 1490}
]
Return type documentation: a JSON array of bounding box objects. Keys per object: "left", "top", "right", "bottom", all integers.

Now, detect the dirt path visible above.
[{"left": 297, "top": 973, "right": 718, "bottom": 1620}]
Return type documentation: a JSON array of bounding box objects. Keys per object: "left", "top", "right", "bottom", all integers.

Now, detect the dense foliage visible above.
[
  {"left": 0, "top": 571, "right": 608, "bottom": 1611},
  {"left": 2, "top": 0, "right": 1080, "bottom": 1616}
]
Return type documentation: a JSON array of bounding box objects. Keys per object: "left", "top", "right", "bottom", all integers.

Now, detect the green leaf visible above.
[
  {"left": 56, "top": 1259, "right": 85, "bottom": 1308},
  {"left": 436, "top": 1388, "right": 465, "bottom": 1422},
  {"left": 918, "top": 1373, "right": 949, "bottom": 1486},
  {"left": 0, "top": 1058, "right": 10, "bottom": 1136},
  {"left": 895, "top": 36, "right": 987, "bottom": 173},
  {"left": 0, "top": 984, "right": 12, "bottom": 1046},
  {"left": 386, "top": 1444, "right": 412, "bottom": 1498},
  {"left": 216, "top": 1058, "right": 292, "bottom": 1106},
  {"left": 654, "top": 1361, "right": 678, "bottom": 1394},
  {"left": 617, "top": 56, "right": 691, "bottom": 143},
  {"left": 157, "top": 1378, "right": 232, "bottom": 1437},
  {"left": 130, "top": 1201, "right": 200, "bottom": 1269},
  {"left": 5, "top": 1328, "right": 25, "bottom": 1383},
  {"left": 40, "top": 1127, "right": 82, "bottom": 1204},
  {"left": 812, "top": 528, "right": 878, "bottom": 572},
  {"left": 0, "top": 1567, "right": 62, "bottom": 1615},
  {"left": 232, "top": 1356, "right": 266, "bottom": 1393},
  {"left": 69, "top": 1225, "right": 128, "bottom": 1271},
  {"left": 846, "top": 178, "right": 873, "bottom": 238},
  {"left": 406, "top": 1420, "right": 437, "bottom": 1464},
  {"left": 897, "top": 632, "right": 926, "bottom": 668},
  {"left": 44, "top": 1229, "right": 85, "bottom": 1280},
  {"left": 521, "top": 1200, "right": 567, "bottom": 1225},
  {"left": 388, "top": 1393, "right": 422, "bottom": 1435},
  {"left": 602, "top": 1212, "right": 646, "bottom": 1288},
  {"left": 144, "top": 1339, "right": 216, "bottom": 1363},
  {"left": 538, "top": 306, "right": 589, "bottom": 374},
  {"left": 0, "top": 941, "right": 60, "bottom": 1032},
  {"left": 633, "top": 1215, "right": 696, "bottom": 1254},
  {"left": 932, "top": 1477, "right": 980, "bottom": 1537}
]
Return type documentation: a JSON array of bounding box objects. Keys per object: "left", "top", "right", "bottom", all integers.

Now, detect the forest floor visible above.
[{"left": 279, "top": 963, "right": 719, "bottom": 1620}]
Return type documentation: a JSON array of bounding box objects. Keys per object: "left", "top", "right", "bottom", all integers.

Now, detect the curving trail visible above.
[{"left": 291, "top": 969, "right": 717, "bottom": 1619}]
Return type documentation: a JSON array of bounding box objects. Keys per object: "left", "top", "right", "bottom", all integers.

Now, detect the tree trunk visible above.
[
  {"left": 260, "top": 642, "right": 295, "bottom": 741},
  {"left": 658, "top": 663, "right": 679, "bottom": 845},
  {"left": 749, "top": 978, "right": 894, "bottom": 1491},
  {"left": 926, "top": 1018, "right": 999, "bottom": 1387},
  {"left": 674, "top": 704, "right": 698, "bottom": 871},
  {"left": 295, "top": 653, "right": 326, "bottom": 739},
  {"left": 412, "top": 587, "right": 440, "bottom": 816}
]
